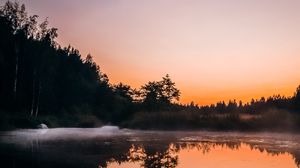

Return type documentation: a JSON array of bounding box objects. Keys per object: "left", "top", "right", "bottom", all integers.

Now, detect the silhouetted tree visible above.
[
  {"left": 139, "top": 74, "right": 180, "bottom": 111},
  {"left": 113, "top": 83, "right": 134, "bottom": 102},
  {"left": 0, "top": 1, "right": 120, "bottom": 123},
  {"left": 1, "top": 1, "right": 300, "bottom": 131},
  {"left": 293, "top": 85, "right": 300, "bottom": 112}
]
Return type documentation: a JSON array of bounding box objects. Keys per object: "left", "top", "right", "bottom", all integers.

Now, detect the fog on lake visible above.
[{"left": 1, "top": 126, "right": 300, "bottom": 168}]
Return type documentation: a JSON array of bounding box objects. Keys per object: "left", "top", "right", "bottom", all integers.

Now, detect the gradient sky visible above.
[{"left": 16, "top": 0, "right": 300, "bottom": 105}]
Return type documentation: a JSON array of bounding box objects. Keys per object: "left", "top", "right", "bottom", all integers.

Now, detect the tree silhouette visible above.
[
  {"left": 293, "top": 85, "right": 300, "bottom": 111},
  {"left": 1, "top": 1, "right": 300, "bottom": 130},
  {"left": 139, "top": 74, "right": 180, "bottom": 110}
]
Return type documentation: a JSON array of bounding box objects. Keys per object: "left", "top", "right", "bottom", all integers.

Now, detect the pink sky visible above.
[{"left": 17, "top": 0, "right": 300, "bottom": 105}]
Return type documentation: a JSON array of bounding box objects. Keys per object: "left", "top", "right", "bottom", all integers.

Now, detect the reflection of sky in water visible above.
[
  {"left": 0, "top": 127, "right": 300, "bottom": 168},
  {"left": 107, "top": 143, "right": 297, "bottom": 168}
]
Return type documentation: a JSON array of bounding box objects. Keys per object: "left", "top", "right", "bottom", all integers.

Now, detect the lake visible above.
[{"left": 0, "top": 126, "right": 300, "bottom": 168}]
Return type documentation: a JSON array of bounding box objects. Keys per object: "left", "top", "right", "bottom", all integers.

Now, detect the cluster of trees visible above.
[
  {"left": 183, "top": 94, "right": 297, "bottom": 114},
  {"left": 192, "top": 84, "right": 300, "bottom": 115},
  {"left": 1, "top": 1, "right": 300, "bottom": 129},
  {"left": 0, "top": 1, "right": 181, "bottom": 125}
]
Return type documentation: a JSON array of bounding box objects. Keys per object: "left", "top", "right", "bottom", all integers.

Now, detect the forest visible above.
[{"left": 1, "top": 1, "right": 300, "bottom": 131}]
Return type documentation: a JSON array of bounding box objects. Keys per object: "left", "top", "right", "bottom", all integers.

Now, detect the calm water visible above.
[{"left": 0, "top": 126, "right": 300, "bottom": 168}]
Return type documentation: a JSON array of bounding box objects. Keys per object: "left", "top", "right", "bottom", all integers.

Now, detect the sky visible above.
[{"left": 13, "top": 0, "right": 300, "bottom": 105}]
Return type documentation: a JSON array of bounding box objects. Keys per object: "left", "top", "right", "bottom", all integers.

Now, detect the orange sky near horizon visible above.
[{"left": 16, "top": 0, "right": 300, "bottom": 105}]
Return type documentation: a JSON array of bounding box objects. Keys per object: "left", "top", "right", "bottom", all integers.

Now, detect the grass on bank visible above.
[
  {"left": 0, "top": 111, "right": 103, "bottom": 130},
  {"left": 123, "top": 108, "right": 300, "bottom": 132},
  {"left": 1, "top": 108, "right": 300, "bottom": 132}
]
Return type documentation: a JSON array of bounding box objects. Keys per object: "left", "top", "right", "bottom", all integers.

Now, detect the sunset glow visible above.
[{"left": 19, "top": 0, "right": 300, "bottom": 105}]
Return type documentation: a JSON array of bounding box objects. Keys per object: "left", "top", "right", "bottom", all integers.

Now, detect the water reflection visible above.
[
  {"left": 120, "top": 144, "right": 178, "bottom": 168},
  {"left": 104, "top": 142, "right": 299, "bottom": 168},
  {"left": 1, "top": 130, "right": 300, "bottom": 168}
]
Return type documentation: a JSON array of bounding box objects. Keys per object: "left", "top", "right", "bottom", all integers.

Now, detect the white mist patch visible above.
[
  {"left": 98, "top": 126, "right": 119, "bottom": 132},
  {"left": 0, "top": 126, "right": 128, "bottom": 145}
]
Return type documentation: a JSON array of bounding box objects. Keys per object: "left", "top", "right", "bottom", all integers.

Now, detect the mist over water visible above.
[
  {"left": 0, "top": 126, "right": 125, "bottom": 144},
  {"left": 1, "top": 127, "right": 300, "bottom": 168}
]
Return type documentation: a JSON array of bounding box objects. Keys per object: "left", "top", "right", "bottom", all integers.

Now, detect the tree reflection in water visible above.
[
  {"left": 1, "top": 132, "right": 300, "bottom": 168},
  {"left": 129, "top": 144, "right": 178, "bottom": 168},
  {"left": 101, "top": 141, "right": 300, "bottom": 168}
]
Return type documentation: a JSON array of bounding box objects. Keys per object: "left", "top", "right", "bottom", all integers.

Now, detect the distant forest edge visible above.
[{"left": 1, "top": 1, "right": 300, "bottom": 131}]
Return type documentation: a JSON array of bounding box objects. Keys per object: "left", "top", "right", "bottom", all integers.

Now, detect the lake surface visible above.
[{"left": 0, "top": 126, "right": 300, "bottom": 168}]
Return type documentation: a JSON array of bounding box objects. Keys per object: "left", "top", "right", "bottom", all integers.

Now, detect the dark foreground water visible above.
[{"left": 0, "top": 126, "right": 300, "bottom": 168}]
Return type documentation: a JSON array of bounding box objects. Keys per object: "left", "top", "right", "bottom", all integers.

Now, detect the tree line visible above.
[
  {"left": 183, "top": 94, "right": 299, "bottom": 114},
  {"left": 0, "top": 1, "right": 300, "bottom": 129},
  {"left": 0, "top": 1, "right": 181, "bottom": 125}
]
